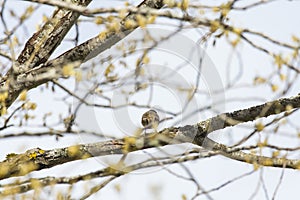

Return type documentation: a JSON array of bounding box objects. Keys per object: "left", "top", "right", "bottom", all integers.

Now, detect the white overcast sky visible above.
[{"left": 1, "top": 0, "right": 300, "bottom": 199}]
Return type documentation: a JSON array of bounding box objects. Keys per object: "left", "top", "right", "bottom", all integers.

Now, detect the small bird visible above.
[{"left": 141, "top": 109, "right": 160, "bottom": 130}]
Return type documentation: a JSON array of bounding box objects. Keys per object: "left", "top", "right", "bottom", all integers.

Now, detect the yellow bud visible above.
[
  {"left": 253, "top": 162, "right": 260, "bottom": 171},
  {"left": 285, "top": 104, "right": 293, "bottom": 111},
  {"left": 68, "top": 145, "right": 80, "bottom": 157},
  {"left": 95, "top": 17, "right": 103, "bottom": 25},
  {"left": 292, "top": 48, "right": 299, "bottom": 58},
  {"left": 0, "top": 91, "right": 8, "bottom": 102},
  {"left": 181, "top": 0, "right": 189, "bottom": 10},
  {"left": 142, "top": 56, "right": 150, "bottom": 64},
  {"left": 230, "top": 37, "right": 240, "bottom": 47},
  {"left": 75, "top": 71, "right": 82, "bottom": 82},
  {"left": 272, "top": 151, "right": 280, "bottom": 158},
  {"left": 212, "top": 7, "right": 220, "bottom": 12},
  {"left": 255, "top": 122, "right": 264, "bottom": 131},
  {"left": 210, "top": 20, "right": 220, "bottom": 32},
  {"left": 1, "top": 106, "right": 7, "bottom": 115},
  {"left": 253, "top": 76, "right": 266, "bottom": 85},
  {"left": 271, "top": 84, "right": 278, "bottom": 92},
  {"left": 279, "top": 74, "right": 286, "bottom": 81},
  {"left": 274, "top": 54, "right": 284, "bottom": 68},
  {"left": 163, "top": 0, "right": 176, "bottom": 7},
  {"left": 147, "top": 15, "right": 156, "bottom": 24},
  {"left": 23, "top": 102, "right": 37, "bottom": 110},
  {"left": 136, "top": 14, "right": 147, "bottom": 28},
  {"left": 98, "top": 30, "right": 108, "bottom": 41},
  {"left": 124, "top": 19, "right": 136, "bottom": 29},
  {"left": 62, "top": 64, "right": 75, "bottom": 76},
  {"left": 29, "top": 102, "right": 37, "bottom": 110},
  {"left": 26, "top": 5, "right": 34, "bottom": 15},
  {"left": 232, "top": 28, "right": 243, "bottom": 35},
  {"left": 42, "top": 15, "right": 48, "bottom": 23},
  {"left": 19, "top": 90, "right": 27, "bottom": 101},
  {"left": 292, "top": 35, "right": 300, "bottom": 43}
]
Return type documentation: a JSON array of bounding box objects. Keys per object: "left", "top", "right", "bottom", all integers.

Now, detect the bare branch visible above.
[
  {"left": 0, "top": 0, "right": 164, "bottom": 113},
  {"left": 0, "top": 94, "right": 299, "bottom": 180}
]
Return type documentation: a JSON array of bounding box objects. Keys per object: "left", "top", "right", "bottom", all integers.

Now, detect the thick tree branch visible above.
[
  {"left": 0, "top": 0, "right": 164, "bottom": 112},
  {"left": 0, "top": 0, "right": 92, "bottom": 113},
  {"left": 0, "top": 149, "right": 213, "bottom": 196},
  {"left": 0, "top": 94, "right": 299, "bottom": 180},
  {"left": 15, "top": 0, "right": 92, "bottom": 72},
  {"left": 199, "top": 93, "right": 300, "bottom": 136}
]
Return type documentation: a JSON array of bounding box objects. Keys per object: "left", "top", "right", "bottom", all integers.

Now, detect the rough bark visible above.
[{"left": 1, "top": 94, "right": 299, "bottom": 180}]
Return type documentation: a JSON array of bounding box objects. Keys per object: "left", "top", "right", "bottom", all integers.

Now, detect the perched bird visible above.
[{"left": 141, "top": 109, "right": 160, "bottom": 130}]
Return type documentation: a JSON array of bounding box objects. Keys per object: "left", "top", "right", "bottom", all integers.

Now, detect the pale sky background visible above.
[{"left": 1, "top": 0, "right": 300, "bottom": 199}]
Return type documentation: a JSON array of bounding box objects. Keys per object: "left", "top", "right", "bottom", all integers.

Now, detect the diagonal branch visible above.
[
  {"left": 0, "top": 149, "right": 214, "bottom": 196},
  {"left": 0, "top": 94, "right": 299, "bottom": 180},
  {"left": 199, "top": 94, "right": 300, "bottom": 136},
  {"left": 14, "top": 0, "right": 93, "bottom": 73},
  {"left": 0, "top": 0, "right": 93, "bottom": 113},
  {"left": 0, "top": 0, "right": 164, "bottom": 112}
]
